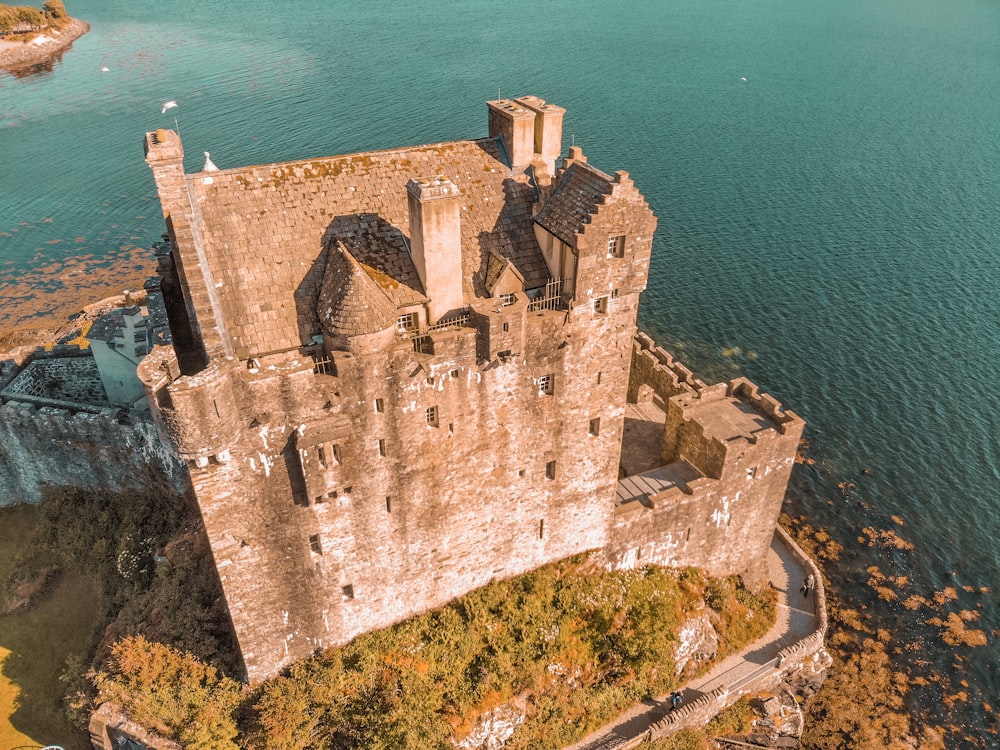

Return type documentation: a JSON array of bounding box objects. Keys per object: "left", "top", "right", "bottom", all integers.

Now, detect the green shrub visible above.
[{"left": 95, "top": 636, "right": 243, "bottom": 750}]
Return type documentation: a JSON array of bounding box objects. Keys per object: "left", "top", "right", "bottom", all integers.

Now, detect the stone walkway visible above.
[{"left": 564, "top": 531, "right": 818, "bottom": 750}]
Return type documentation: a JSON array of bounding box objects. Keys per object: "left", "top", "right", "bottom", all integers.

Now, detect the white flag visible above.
[{"left": 161, "top": 100, "right": 178, "bottom": 114}]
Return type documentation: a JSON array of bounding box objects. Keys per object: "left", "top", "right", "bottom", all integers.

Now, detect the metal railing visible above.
[
  {"left": 527, "top": 279, "right": 567, "bottom": 312},
  {"left": 400, "top": 312, "right": 472, "bottom": 340}
]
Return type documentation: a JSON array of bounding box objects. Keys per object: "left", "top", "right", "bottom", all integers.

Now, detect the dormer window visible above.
[
  {"left": 397, "top": 312, "right": 418, "bottom": 333},
  {"left": 607, "top": 235, "right": 625, "bottom": 258}
]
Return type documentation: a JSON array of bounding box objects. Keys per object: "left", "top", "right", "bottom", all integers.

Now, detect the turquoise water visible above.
[{"left": 2, "top": 0, "right": 999, "bottom": 741}]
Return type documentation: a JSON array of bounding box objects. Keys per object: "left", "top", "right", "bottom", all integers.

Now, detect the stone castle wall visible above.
[
  {"left": 609, "top": 347, "right": 804, "bottom": 585},
  {"left": 0, "top": 401, "right": 187, "bottom": 506}
]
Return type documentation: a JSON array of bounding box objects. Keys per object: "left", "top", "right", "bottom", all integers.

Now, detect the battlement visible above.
[
  {"left": 629, "top": 331, "right": 707, "bottom": 403},
  {"left": 727, "top": 377, "right": 803, "bottom": 434}
]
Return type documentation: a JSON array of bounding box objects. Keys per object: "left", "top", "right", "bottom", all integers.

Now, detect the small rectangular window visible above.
[
  {"left": 377, "top": 438, "right": 387, "bottom": 457},
  {"left": 611, "top": 288, "right": 620, "bottom": 299},
  {"left": 594, "top": 296, "right": 609, "bottom": 314},
  {"left": 374, "top": 398, "right": 384, "bottom": 414},
  {"left": 332, "top": 444, "right": 341, "bottom": 464},
  {"left": 396, "top": 312, "right": 418, "bottom": 332},
  {"left": 426, "top": 406, "right": 439, "bottom": 427},
  {"left": 309, "top": 534, "right": 322, "bottom": 555},
  {"left": 426, "top": 376, "right": 435, "bottom": 386},
  {"left": 341, "top": 584, "right": 354, "bottom": 600},
  {"left": 502, "top": 322, "right": 509, "bottom": 332},
  {"left": 450, "top": 368, "right": 460, "bottom": 379},
  {"left": 597, "top": 372, "right": 602, "bottom": 385},
  {"left": 538, "top": 374, "right": 554, "bottom": 395},
  {"left": 545, "top": 460, "right": 556, "bottom": 480},
  {"left": 589, "top": 417, "right": 601, "bottom": 437},
  {"left": 317, "top": 445, "right": 327, "bottom": 468},
  {"left": 607, "top": 235, "right": 625, "bottom": 258},
  {"left": 343, "top": 486, "right": 353, "bottom": 495},
  {"left": 500, "top": 292, "right": 516, "bottom": 306}
]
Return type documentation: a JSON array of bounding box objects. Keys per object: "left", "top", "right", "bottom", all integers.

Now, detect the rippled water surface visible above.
[{"left": 2, "top": 0, "right": 999, "bottom": 741}]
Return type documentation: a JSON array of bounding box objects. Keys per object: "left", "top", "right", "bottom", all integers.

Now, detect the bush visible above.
[{"left": 95, "top": 636, "right": 244, "bottom": 750}]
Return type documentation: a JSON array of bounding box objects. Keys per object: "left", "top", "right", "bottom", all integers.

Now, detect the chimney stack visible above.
[
  {"left": 143, "top": 129, "right": 186, "bottom": 220},
  {"left": 514, "top": 96, "right": 565, "bottom": 176},
  {"left": 486, "top": 99, "right": 537, "bottom": 171},
  {"left": 406, "top": 177, "right": 465, "bottom": 324}
]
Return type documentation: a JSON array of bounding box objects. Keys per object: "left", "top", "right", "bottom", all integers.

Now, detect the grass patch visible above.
[{"left": 0, "top": 503, "right": 101, "bottom": 750}]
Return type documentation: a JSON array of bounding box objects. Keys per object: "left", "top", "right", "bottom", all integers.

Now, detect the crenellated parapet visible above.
[
  {"left": 727, "top": 377, "right": 803, "bottom": 436},
  {"left": 628, "top": 331, "right": 707, "bottom": 405}
]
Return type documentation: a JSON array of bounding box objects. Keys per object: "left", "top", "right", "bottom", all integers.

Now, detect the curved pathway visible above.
[{"left": 565, "top": 530, "right": 818, "bottom": 750}]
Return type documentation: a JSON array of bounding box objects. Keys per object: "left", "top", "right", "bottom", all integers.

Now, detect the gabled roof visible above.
[
  {"left": 533, "top": 161, "right": 615, "bottom": 246},
  {"left": 484, "top": 250, "right": 525, "bottom": 296},
  {"left": 317, "top": 242, "right": 398, "bottom": 338},
  {"left": 185, "top": 138, "right": 551, "bottom": 360}
]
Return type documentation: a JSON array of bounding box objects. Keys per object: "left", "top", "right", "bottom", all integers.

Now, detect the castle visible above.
[{"left": 137, "top": 96, "right": 804, "bottom": 683}]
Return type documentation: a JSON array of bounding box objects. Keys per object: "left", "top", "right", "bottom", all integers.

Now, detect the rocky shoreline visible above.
[{"left": 0, "top": 17, "right": 89, "bottom": 72}]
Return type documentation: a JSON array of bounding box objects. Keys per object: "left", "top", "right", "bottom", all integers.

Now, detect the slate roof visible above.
[
  {"left": 185, "top": 137, "right": 551, "bottom": 360},
  {"left": 533, "top": 161, "right": 616, "bottom": 246},
  {"left": 317, "top": 242, "right": 399, "bottom": 338}
]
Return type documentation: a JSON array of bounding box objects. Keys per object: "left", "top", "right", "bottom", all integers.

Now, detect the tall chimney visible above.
[
  {"left": 486, "top": 99, "right": 536, "bottom": 171},
  {"left": 514, "top": 96, "right": 565, "bottom": 176},
  {"left": 406, "top": 177, "right": 464, "bottom": 324}
]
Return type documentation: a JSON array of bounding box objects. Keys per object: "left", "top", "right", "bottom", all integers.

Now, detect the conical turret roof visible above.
[{"left": 317, "top": 241, "right": 398, "bottom": 338}]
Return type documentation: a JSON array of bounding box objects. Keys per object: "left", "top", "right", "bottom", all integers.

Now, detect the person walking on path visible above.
[{"left": 669, "top": 691, "right": 683, "bottom": 710}]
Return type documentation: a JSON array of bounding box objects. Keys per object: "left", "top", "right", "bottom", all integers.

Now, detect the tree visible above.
[{"left": 95, "top": 636, "right": 244, "bottom": 750}]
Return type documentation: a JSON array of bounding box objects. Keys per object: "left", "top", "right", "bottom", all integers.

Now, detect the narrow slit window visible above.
[
  {"left": 309, "top": 534, "right": 322, "bottom": 555},
  {"left": 317, "top": 445, "right": 327, "bottom": 468},
  {"left": 385, "top": 496, "right": 392, "bottom": 513},
  {"left": 597, "top": 372, "right": 602, "bottom": 385},
  {"left": 502, "top": 322, "right": 509, "bottom": 332},
  {"left": 374, "top": 398, "right": 385, "bottom": 414},
  {"left": 377, "top": 438, "right": 387, "bottom": 457},
  {"left": 538, "top": 519, "right": 545, "bottom": 539},
  {"left": 332, "top": 445, "right": 341, "bottom": 464},
  {"left": 589, "top": 417, "right": 601, "bottom": 437},
  {"left": 545, "top": 460, "right": 556, "bottom": 480}
]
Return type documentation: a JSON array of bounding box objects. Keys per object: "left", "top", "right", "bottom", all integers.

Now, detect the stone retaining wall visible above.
[{"left": 0, "top": 401, "right": 187, "bottom": 506}]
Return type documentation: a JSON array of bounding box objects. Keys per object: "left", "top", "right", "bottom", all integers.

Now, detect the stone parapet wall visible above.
[{"left": 627, "top": 332, "right": 706, "bottom": 404}]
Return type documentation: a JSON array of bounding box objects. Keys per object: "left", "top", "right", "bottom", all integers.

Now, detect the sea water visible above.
[{"left": 1, "top": 0, "right": 998, "bottom": 741}]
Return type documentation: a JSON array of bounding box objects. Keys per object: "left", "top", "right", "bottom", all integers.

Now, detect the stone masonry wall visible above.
[
  {"left": 0, "top": 403, "right": 187, "bottom": 506},
  {"left": 609, "top": 356, "right": 805, "bottom": 584}
]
